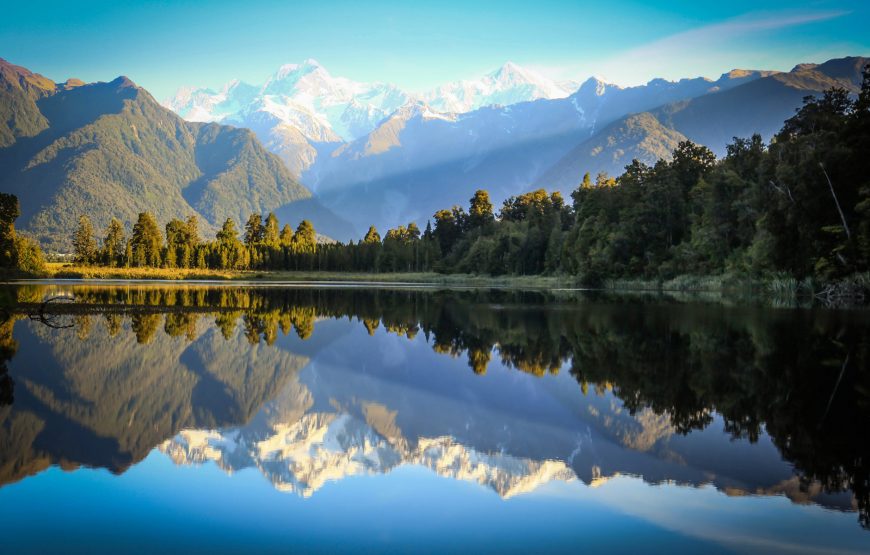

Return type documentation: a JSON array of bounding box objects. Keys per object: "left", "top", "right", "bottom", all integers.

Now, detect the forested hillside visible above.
[{"left": 0, "top": 59, "right": 319, "bottom": 252}]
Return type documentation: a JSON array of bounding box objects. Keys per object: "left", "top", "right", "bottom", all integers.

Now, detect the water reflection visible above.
[{"left": 1, "top": 284, "right": 868, "bottom": 532}]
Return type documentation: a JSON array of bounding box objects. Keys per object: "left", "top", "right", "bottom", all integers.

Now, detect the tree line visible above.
[{"left": 69, "top": 209, "right": 443, "bottom": 272}]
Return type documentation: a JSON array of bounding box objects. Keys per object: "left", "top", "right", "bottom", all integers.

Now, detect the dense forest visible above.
[{"left": 3, "top": 66, "right": 868, "bottom": 289}]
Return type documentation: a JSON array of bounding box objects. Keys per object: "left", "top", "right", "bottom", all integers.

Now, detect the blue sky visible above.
[{"left": 1, "top": 0, "right": 868, "bottom": 99}]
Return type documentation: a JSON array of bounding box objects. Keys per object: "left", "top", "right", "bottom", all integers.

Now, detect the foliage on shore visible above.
[{"left": 0, "top": 193, "right": 44, "bottom": 276}]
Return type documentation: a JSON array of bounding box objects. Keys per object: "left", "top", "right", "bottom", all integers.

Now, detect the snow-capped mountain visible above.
[
  {"left": 421, "top": 61, "right": 573, "bottom": 113},
  {"left": 165, "top": 60, "right": 572, "bottom": 141},
  {"left": 163, "top": 60, "right": 579, "bottom": 177},
  {"left": 168, "top": 79, "right": 260, "bottom": 123},
  {"left": 161, "top": 410, "right": 576, "bottom": 499},
  {"left": 166, "top": 59, "right": 410, "bottom": 144},
  {"left": 164, "top": 59, "right": 412, "bottom": 176}
]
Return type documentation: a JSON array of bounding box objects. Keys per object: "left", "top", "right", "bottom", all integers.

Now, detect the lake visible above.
[{"left": 0, "top": 283, "right": 868, "bottom": 554}]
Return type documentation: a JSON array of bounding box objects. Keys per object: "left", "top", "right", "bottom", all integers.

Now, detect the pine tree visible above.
[
  {"left": 279, "top": 224, "right": 294, "bottom": 247},
  {"left": 102, "top": 218, "right": 126, "bottom": 267},
  {"left": 73, "top": 215, "right": 97, "bottom": 264},
  {"left": 294, "top": 220, "right": 317, "bottom": 251},
  {"left": 186, "top": 215, "right": 200, "bottom": 246},
  {"left": 244, "top": 214, "right": 265, "bottom": 245},
  {"left": 264, "top": 212, "right": 280, "bottom": 245},
  {"left": 130, "top": 212, "right": 162, "bottom": 267},
  {"left": 217, "top": 218, "right": 240, "bottom": 245}
]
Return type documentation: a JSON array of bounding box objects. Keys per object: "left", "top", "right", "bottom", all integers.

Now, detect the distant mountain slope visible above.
[
  {"left": 0, "top": 58, "right": 56, "bottom": 147},
  {"left": 538, "top": 56, "right": 868, "bottom": 192},
  {"left": 303, "top": 66, "right": 781, "bottom": 236},
  {"left": 308, "top": 69, "right": 751, "bottom": 196},
  {"left": 535, "top": 113, "right": 688, "bottom": 188},
  {"left": 0, "top": 59, "right": 339, "bottom": 251},
  {"left": 653, "top": 56, "right": 867, "bottom": 150}
]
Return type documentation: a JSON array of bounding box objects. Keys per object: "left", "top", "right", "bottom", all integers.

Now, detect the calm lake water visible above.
[{"left": 0, "top": 283, "right": 868, "bottom": 554}]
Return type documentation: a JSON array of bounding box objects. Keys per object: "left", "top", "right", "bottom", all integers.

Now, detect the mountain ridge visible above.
[
  {"left": 0, "top": 59, "right": 343, "bottom": 251},
  {"left": 537, "top": 55, "right": 869, "bottom": 192}
]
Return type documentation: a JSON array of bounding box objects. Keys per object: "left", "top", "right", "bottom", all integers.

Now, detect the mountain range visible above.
[
  {"left": 1, "top": 55, "right": 867, "bottom": 248},
  {"left": 167, "top": 57, "right": 867, "bottom": 239},
  {"left": 164, "top": 60, "right": 574, "bottom": 178}
]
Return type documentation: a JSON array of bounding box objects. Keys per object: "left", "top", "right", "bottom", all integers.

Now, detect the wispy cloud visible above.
[{"left": 535, "top": 10, "right": 850, "bottom": 87}]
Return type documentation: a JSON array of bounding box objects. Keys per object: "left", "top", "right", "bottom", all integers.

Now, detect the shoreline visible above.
[{"left": 2, "top": 265, "right": 866, "bottom": 304}]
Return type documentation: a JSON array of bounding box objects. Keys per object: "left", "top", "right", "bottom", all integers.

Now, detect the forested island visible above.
[{"left": 2, "top": 69, "right": 868, "bottom": 299}]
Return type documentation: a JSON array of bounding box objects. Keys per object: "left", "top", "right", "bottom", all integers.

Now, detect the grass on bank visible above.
[
  {"left": 36, "top": 263, "right": 579, "bottom": 288},
  {"left": 14, "top": 264, "right": 869, "bottom": 304}
]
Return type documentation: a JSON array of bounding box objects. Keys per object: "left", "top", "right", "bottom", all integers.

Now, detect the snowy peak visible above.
[
  {"left": 490, "top": 61, "right": 560, "bottom": 94},
  {"left": 490, "top": 61, "right": 533, "bottom": 82},
  {"left": 423, "top": 61, "right": 571, "bottom": 113},
  {"left": 163, "top": 60, "right": 573, "bottom": 147},
  {"left": 576, "top": 76, "right": 614, "bottom": 97},
  {"left": 263, "top": 58, "right": 343, "bottom": 97},
  {"left": 160, "top": 410, "right": 576, "bottom": 499},
  {"left": 163, "top": 58, "right": 412, "bottom": 161},
  {"left": 275, "top": 57, "right": 323, "bottom": 76},
  {"left": 166, "top": 79, "right": 259, "bottom": 123},
  {"left": 392, "top": 100, "right": 456, "bottom": 121}
]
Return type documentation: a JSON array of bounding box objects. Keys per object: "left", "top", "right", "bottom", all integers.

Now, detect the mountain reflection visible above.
[{"left": 1, "top": 284, "right": 868, "bottom": 529}]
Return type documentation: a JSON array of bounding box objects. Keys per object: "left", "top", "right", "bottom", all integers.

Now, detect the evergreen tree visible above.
[
  {"left": 279, "top": 224, "right": 294, "bottom": 247},
  {"left": 468, "top": 189, "right": 494, "bottom": 229},
  {"left": 216, "top": 218, "right": 246, "bottom": 270},
  {"left": 0, "top": 193, "right": 44, "bottom": 274},
  {"left": 294, "top": 220, "right": 317, "bottom": 251},
  {"left": 186, "top": 215, "right": 200, "bottom": 246},
  {"left": 101, "top": 218, "right": 126, "bottom": 267},
  {"left": 73, "top": 215, "right": 97, "bottom": 264},
  {"left": 130, "top": 212, "right": 162, "bottom": 267},
  {"left": 244, "top": 213, "right": 265, "bottom": 245},
  {"left": 165, "top": 218, "right": 191, "bottom": 268},
  {"left": 407, "top": 222, "right": 421, "bottom": 241},
  {"left": 433, "top": 207, "right": 465, "bottom": 254},
  {"left": 264, "top": 212, "right": 280, "bottom": 245},
  {"left": 217, "top": 218, "right": 240, "bottom": 245}
]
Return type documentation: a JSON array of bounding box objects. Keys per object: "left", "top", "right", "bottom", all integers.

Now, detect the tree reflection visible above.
[
  {"left": 2, "top": 284, "right": 869, "bottom": 527},
  {"left": 0, "top": 317, "right": 15, "bottom": 406}
]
